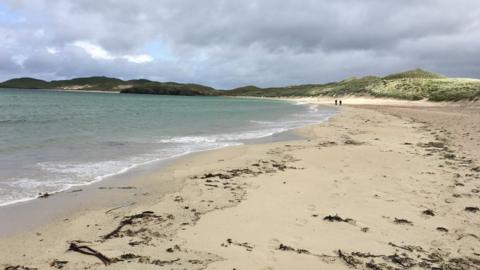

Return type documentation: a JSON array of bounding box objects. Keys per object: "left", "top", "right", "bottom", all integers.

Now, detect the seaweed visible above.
[{"left": 67, "top": 243, "right": 111, "bottom": 266}]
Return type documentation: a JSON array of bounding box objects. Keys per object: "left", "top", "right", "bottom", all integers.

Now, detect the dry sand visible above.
[{"left": 1, "top": 99, "right": 479, "bottom": 269}]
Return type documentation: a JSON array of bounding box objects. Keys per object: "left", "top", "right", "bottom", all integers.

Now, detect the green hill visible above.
[
  {"left": 0, "top": 76, "right": 213, "bottom": 94},
  {"left": 121, "top": 82, "right": 218, "bottom": 96},
  {"left": 1, "top": 69, "right": 479, "bottom": 101},
  {"left": 0, "top": 77, "right": 51, "bottom": 89},
  {"left": 50, "top": 76, "right": 124, "bottom": 90}
]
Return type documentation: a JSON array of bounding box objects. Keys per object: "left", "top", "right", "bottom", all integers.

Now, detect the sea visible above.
[{"left": 0, "top": 89, "right": 337, "bottom": 206}]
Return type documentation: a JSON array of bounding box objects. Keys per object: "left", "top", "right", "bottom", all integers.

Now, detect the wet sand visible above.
[{"left": 1, "top": 99, "right": 479, "bottom": 269}]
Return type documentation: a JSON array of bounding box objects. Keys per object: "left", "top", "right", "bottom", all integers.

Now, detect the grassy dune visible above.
[
  {"left": 368, "top": 78, "right": 480, "bottom": 101},
  {"left": 1, "top": 69, "right": 479, "bottom": 101},
  {"left": 225, "top": 69, "right": 480, "bottom": 101}
]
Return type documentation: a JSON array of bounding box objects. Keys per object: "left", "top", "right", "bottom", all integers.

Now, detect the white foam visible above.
[
  {"left": 0, "top": 103, "right": 338, "bottom": 207},
  {"left": 157, "top": 136, "right": 217, "bottom": 144},
  {"left": 158, "top": 128, "right": 288, "bottom": 145},
  {"left": 0, "top": 178, "right": 68, "bottom": 206},
  {"left": 0, "top": 139, "right": 244, "bottom": 207},
  {"left": 249, "top": 120, "right": 275, "bottom": 124}
]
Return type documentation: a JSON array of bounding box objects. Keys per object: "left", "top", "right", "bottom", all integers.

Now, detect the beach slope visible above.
[{"left": 1, "top": 104, "right": 479, "bottom": 269}]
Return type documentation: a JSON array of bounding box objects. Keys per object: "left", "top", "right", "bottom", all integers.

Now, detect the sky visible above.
[{"left": 0, "top": 0, "right": 479, "bottom": 89}]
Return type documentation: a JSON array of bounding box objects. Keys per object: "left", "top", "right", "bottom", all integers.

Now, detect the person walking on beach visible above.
[
  {"left": 335, "top": 99, "right": 338, "bottom": 105},
  {"left": 339, "top": 100, "right": 342, "bottom": 106}
]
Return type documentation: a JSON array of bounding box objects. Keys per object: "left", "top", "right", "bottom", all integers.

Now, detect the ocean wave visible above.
[
  {"left": 2, "top": 178, "right": 49, "bottom": 189},
  {"left": 249, "top": 120, "right": 275, "bottom": 124},
  {"left": 0, "top": 102, "right": 338, "bottom": 207},
  {"left": 157, "top": 136, "right": 217, "bottom": 144},
  {"left": 157, "top": 128, "right": 288, "bottom": 144},
  {"left": 0, "top": 178, "right": 70, "bottom": 206},
  {"left": 0, "top": 140, "right": 241, "bottom": 206}
]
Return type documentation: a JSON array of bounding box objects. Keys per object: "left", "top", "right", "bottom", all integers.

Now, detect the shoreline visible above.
[
  {"left": 0, "top": 87, "right": 121, "bottom": 93},
  {"left": 247, "top": 95, "right": 477, "bottom": 106},
  {"left": 0, "top": 99, "right": 335, "bottom": 234},
  {"left": 46, "top": 89, "right": 121, "bottom": 94},
  {"left": 1, "top": 100, "right": 480, "bottom": 269}
]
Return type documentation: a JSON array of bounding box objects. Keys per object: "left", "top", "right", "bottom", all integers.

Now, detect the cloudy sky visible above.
[{"left": 1, "top": 0, "right": 479, "bottom": 88}]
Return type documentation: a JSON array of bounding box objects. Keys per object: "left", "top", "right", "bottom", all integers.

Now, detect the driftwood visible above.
[
  {"left": 102, "top": 211, "right": 160, "bottom": 240},
  {"left": 67, "top": 243, "right": 111, "bottom": 266}
]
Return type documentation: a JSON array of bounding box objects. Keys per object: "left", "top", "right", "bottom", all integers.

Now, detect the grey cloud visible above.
[{"left": 1, "top": 0, "right": 480, "bottom": 88}]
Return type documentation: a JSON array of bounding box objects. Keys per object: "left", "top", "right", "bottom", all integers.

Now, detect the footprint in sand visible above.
[
  {"left": 269, "top": 238, "right": 281, "bottom": 248},
  {"left": 292, "top": 236, "right": 303, "bottom": 244},
  {"left": 295, "top": 218, "right": 308, "bottom": 226},
  {"left": 330, "top": 193, "right": 341, "bottom": 199}
]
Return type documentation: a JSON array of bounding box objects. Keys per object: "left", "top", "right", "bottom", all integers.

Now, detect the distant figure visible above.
[
  {"left": 339, "top": 100, "right": 342, "bottom": 106},
  {"left": 335, "top": 99, "right": 338, "bottom": 105}
]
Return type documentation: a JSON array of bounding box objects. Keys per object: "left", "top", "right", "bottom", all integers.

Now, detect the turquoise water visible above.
[{"left": 0, "top": 89, "right": 337, "bottom": 206}]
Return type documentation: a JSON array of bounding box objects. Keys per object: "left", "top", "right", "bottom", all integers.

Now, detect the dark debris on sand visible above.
[
  {"left": 335, "top": 242, "right": 480, "bottom": 270},
  {"left": 323, "top": 214, "right": 355, "bottom": 224},
  {"left": 67, "top": 243, "right": 111, "bottom": 266},
  {"left": 344, "top": 139, "right": 365, "bottom": 146},
  {"left": 199, "top": 159, "right": 299, "bottom": 182},
  {"left": 422, "top": 209, "right": 435, "bottom": 216},
  {"left": 278, "top": 244, "right": 311, "bottom": 255},
  {"left": 37, "top": 192, "right": 50, "bottom": 199},
  {"left": 465, "top": 206, "right": 479, "bottom": 213},
  {"left": 221, "top": 238, "right": 254, "bottom": 251},
  {"left": 4, "top": 266, "right": 38, "bottom": 270},
  {"left": 436, "top": 227, "right": 449, "bottom": 232},
  {"left": 102, "top": 211, "right": 165, "bottom": 240},
  {"left": 49, "top": 260, "right": 68, "bottom": 269},
  {"left": 393, "top": 218, "right": 413, "bottom": 225}
]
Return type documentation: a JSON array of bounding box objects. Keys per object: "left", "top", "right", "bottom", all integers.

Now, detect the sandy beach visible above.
[{"left": 1, "top": 99, "right": 479, "bottom": 269}]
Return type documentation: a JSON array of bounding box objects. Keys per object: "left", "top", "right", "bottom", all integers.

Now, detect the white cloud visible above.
[
  {"left": 72, "top": 40, "right": 153, "bottom": 64},
  {"left": 122, "top": 54, "right": 153, "bottom": 63},
  {"left": 46, "top": 47, "right": 58, "bottom": 54},
  {"left": 72, "top": 40, "right": 115, "bottom": 60}
]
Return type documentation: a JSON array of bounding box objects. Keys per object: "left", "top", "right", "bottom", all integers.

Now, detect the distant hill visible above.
[
  {"left": 121, "top": 82, "right": 218, "bottom": 96},
  {"left": 50, "top": 76, "right": 125, "bottom": 90},
  {"left": 1, "top": 69, "right": 479, "bottom": 101},
  {"left": 1, "top": 77, "right": 51, "bottom": 89},
  {"left": 0, "top": 76, "right": 214, "bottom": 95}
]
